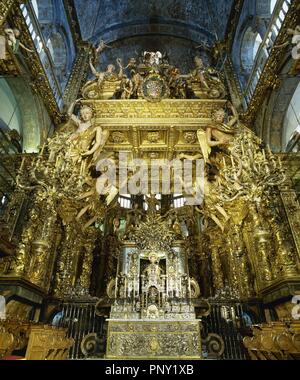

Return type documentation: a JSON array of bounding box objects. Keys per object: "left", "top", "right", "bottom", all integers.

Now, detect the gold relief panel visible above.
[
  {"left": 140, "top": 129, "right": 167, "bottom": 149},
  {"left": 109, "top": 131, "right": 129, "bottom": 145},
  {"left": 91, "top": 99, "right": 226, "bottom": 123},
  {"left": 182, "top": 131, "right": 197, "bottom": 144}
]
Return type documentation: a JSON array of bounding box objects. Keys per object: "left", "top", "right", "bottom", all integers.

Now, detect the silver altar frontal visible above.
[{"left": 106, "top": 320, "right": 201, "bottom": 359}]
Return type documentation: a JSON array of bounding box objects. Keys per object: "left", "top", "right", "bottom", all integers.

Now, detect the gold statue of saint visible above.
[{"left": 143, "top": 253, "right": 163, "bottom": 283}]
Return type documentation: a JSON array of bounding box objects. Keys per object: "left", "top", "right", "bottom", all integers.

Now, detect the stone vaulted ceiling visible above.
[{"left": 74, "top": 0, "right": 234, "bottom": 45}]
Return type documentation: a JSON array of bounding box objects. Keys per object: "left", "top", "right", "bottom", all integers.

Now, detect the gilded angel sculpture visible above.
[{"left": 67, "top": 99, "right": 109, "bottom": 164}]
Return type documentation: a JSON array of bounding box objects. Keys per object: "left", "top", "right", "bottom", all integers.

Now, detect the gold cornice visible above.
[{"left": 88, "top": 99, "right": 227, "bottom": 123}]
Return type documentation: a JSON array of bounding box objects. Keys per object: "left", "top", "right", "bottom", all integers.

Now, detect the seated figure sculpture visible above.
[{"left": 189, "top": 56, "right": 226, "bottom": 99}]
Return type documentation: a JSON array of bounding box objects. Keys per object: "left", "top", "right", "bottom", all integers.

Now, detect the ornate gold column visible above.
[
  {"left": 280, "top": 189, "right": 300, "bottom": 263},
  {"left": 209, "top": 236, "right": 225, "bottom": 292},
  {"left": 226, "top": 235, "right": 240, "bottom": 295},
  {"left": 229, "top": 224, "right": 253, "bottom": 299},
  {"left": 13, "top": 198, "right": 41, "bottom": 277},
  {"left": 271, "top": 221, "right": 299, "bottom": 278},
  {"left": 27, "top": 201, "right": 58, "bottom": 290},
  {"left": 78, "top": 228, "right": 97, "bottom": 295},
  {"left": 249, "top": 203, "right": 273, "bottom": 289},
  {"left": 53, "top": 222, "right": 78, "bottom": 297}
]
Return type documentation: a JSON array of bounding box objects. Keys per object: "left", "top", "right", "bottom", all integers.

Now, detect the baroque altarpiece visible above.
[{"left": 1, "top": 44, "right": 300, "bottom": 360}]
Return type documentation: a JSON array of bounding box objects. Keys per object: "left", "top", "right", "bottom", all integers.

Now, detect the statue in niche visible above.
[
  {"left": 3, "top": 26, "right": 33, "bottom": 55},
  {"left": 143, "top": 253, "right": 163, "bottom": 287},
  {"left": 129, "top": 252, "right": 139, "bottom": 277}
]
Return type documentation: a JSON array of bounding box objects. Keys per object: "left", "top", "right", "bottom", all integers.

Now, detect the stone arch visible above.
[
  {"left": 46, "top": 28, "right": 69, "bottom": 85},
  {"left": 282, "top": 82, "right": 300, "bottom": 151},
  {"left": 256, "top": 55, "right": 300, "bottom": 152},
  {"left": 0, "top": 75, "right": 53, "bottom": 153},
  {"left": 240, "top": 26, "right": 260, "bottom": 73}
]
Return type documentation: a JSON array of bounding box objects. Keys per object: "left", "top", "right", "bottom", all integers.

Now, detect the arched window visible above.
[
  {"left": 0, "top": 79, "right": 22, "bottom": 135},
  {"left": 240, "top": 28, "right": 263, "bottom": 76},
  {"left": 46, "top": 31, "right": 68, "bottom": 84},
  {"left": 31, "top": 0, "right": 54, "bottom": 24},
  {"left": 283, "top": 82, "right": 300, "bottom": 152},
  {"left": 270, "top": 0, "right": 277, "bottom": 14},
  {"left": 51, "top": 311, "right": 63, "bottom": 327},
  {"left": 253, "top": 33, "right": 263, "bottom": 60},
  {"left": 0, "top": 295, "right": 5, "bottom": 320}
]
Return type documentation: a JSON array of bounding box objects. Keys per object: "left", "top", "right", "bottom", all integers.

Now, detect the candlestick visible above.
[
  {"left": 231, "top": 155, "right": 235, "bottom": 169},
  {"left": 267, "top": 145, "right": 272, "bottom": 155},
  {"left": 20, "top": 157, "right": 26, "bottom": 171},
  {"left": 223, "top": 157, "right": 226, "bottom": 168}
]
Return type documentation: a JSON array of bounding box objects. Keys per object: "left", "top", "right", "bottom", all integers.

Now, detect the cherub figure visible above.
[
  {"left": 4, "top": 27, "right": 33, "bottom": 54},
  {"left": 95, "top": 39, "right": 112, "bottom": 56}
]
